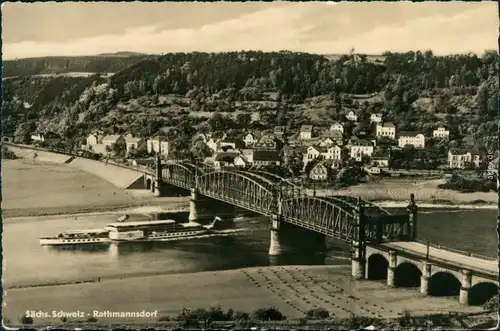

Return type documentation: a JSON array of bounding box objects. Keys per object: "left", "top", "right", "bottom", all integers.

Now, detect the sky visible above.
[{"left": 2, "top": 1, "right": 498, "bottom": 59}]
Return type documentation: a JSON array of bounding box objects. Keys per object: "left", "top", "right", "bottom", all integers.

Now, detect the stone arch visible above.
[
  {"left": 468, "top": 282, "right": 498, "bottom": 306},
  {"left": 146, "top": 178, "right": 152, "bottom": 190},
  {"left": 429, "top": 272, "right": 461, "bottom": 297},
  {"left": 394, "top": 262, "right": 421, "bottom": 287},
  {"left": 367, "top": 253, "right": 389, "bottom": 280}
]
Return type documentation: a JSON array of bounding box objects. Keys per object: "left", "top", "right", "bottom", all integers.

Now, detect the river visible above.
[{"left": 3, "top": 208, "right": 497, "bottom": 289}]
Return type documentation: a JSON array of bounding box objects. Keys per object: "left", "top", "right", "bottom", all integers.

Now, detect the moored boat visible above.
[{"left": 39, "top": 228, "right": 111, "bottom": 246}]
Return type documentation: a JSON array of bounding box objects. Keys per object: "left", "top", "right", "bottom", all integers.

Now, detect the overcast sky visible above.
[{"left": 2, "top": 1, "right": 497, "bottom": 59}]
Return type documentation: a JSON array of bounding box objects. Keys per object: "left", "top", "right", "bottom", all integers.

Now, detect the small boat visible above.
[
  {"left": 39, "top": 228, "right": 111, "bottom": 246},
  {"left": 104, "top": 219, "right": 211, "bottom": 242}
]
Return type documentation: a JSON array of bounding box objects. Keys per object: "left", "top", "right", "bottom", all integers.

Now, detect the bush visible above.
[
  {"left": 233, "top": 311, "right": 249, "bottom": 321},
  {"left": 19, "top": 315, "right": 34, "bottom": 325},
  {"left": 305, "top": 308, "right": 330, "bottom": 320},
  {"left": 251, "top": 307, "right": 286, "bottom": 321},
  {"left": 86, "top": 316, "right": 98, "bottom": 323},
  {"left": 483, "top": 295, "right": 499, "bottom": 311},
  {"left": 2, "top": 147, "right": 18, "bottom": 160}
]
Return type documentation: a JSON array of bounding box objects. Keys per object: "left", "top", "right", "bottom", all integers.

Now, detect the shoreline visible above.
[{"left": 3, "top": 197, "right": 496, "bottom": 221}]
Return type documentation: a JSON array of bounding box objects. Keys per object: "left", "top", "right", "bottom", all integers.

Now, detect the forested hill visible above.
[
  {"left": 3, "top": 50, "right": 498, "bottom": 158},
  {"left": 2, "top": 54, "right": 154, "bottom": 77}
]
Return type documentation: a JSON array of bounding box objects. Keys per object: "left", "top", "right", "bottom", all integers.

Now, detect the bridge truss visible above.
[{"left": 159, "top": 162, "right": 411, "bottom": 243}]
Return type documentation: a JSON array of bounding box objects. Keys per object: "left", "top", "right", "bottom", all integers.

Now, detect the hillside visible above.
[
  {"left": 3, "top": 50, "right": 498, "bottom": 159},
  {"left": 2, "top": 54, "right": 155, "bottom": 78}
]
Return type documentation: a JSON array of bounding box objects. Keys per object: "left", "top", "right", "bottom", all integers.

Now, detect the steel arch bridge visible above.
[{"left": 160, "top": 162, "right": 411, "bottom": 243}]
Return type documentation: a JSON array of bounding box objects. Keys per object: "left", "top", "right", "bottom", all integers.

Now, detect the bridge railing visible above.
[{"left": 414, "top": 239, "right": 497, "bottom": 262}]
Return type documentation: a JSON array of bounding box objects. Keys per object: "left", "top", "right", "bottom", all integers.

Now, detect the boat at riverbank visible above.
[
  {"left": 39, "top": 229, "right": 111, "bottom": 246},
  {"left": 104, "top": 219, "right": 211, "bottom": 242}
]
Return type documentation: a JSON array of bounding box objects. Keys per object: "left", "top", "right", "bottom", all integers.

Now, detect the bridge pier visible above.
[
  {"left": 153, "top": 154, "right": 163, "bottom": 197},
  {"left": 459, "top": 269, "right": 472, "bottom": 305},
  {"left": 351, "top": 241, "right": 366, "bottom": 279},
  {"left": 188, "top": 188, "right": 236, "bottom": 222},
  {"left": 268, "top": 215, "right": 326, "bottom": 256},
  {"left": 420, "top": 262, "right": 431, "bottom": 295},
  {"left": 387, "top": 250, "right": 397, "bottom": 287}
]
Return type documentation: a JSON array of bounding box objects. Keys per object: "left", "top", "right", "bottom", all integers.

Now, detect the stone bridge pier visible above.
[
  {"left": 268, "top": 215, "right": 327, "bottom": 256},
  {"left": 188, "top": 188, "right": 236, "bottom": 225}
]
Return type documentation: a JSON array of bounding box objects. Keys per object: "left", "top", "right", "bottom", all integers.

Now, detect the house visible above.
[
  {"left": 252, "top": 150, "right": 281, "bottom": 166},
  {"left": 125, "top": 136, "right": 145, "bottom": 153},
  {"left": 448, "top": 149, "right": 481, "bottom": 169},
  {"left": 254, "top": 135, "right": 283, "bottom": 151},
  {"left": 234, "top": 154, "right": 251, "bottom": 168},
  {"left": 300, "top": 125, "right": 313, "bottom": 140},
  {"left": 329, "top": 122, "right": 344, "bottom": 133},
  {"left": 346, "top": 111, "right": 358, "bottom": 122},
  {"left": 370, "top": 113, "right": 383, "bottom": 123},
  {"left": 364, "top": 166, "right": 382, "bottom": 175},
  {"left": 30, "top": 131, "right": 61, "bottom": 144},
  {"left": 433, "top": 126, "right": 450, "bottom": 139},
  {"left": 273, "top": 126, "right": 286, "bottom": 138},
  {"left": 147, "top": 135, "right": 169, "bottom": 156},
  {"left": 102, "top": 135, "right": 125, "bottom": 148},
  {"left": 244, "top": 133, "right": 259, "bottom": 147},
  {"left": 212, "top": 150, "right": 241, "bottom": 169},
  {"left": 349, "top": 140, "right": 374, "bottom": 162},
  {"left": 206, "top": 138, "right": 236, "bottom": 153},
  {"left": 309, "top": 160, "right": 340, "bottom": 181},
  {"left": 321, "top": 130, "right": 344, "bottom": 144},
  {"left": 371, "top": 155, "right": 390, "bottom": 168},
  {"left": 319, "top": 137, "right": 336, "bottom": 147},
  {"left": 398, "top": 132, "right": 425, "bottom": 148},
  {"left": 86, "top": 133, "right": 103, "bottom": 146},
  {"left": 376, "top": 122, "right": 396, "bottom": 140},
  {"left": 303, "top": 145, "right": 342, "bottom": 164}
]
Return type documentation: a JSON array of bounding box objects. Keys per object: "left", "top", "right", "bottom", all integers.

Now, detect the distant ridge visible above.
[{"left": 96, "top": 51, "right": 148, "bottom": 57}]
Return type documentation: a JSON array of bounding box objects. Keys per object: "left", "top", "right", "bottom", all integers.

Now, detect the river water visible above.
[{"left": 3, "top": 208, "right": 497, "bottom": 289}]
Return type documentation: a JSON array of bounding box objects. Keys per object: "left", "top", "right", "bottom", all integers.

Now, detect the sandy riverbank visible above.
[
  {"left": 308, "top": 178, "right": 498, "bottom": 207},
  {"left": 3, "top": 265, "right": 484, "bottom": 327},
  {"left": 1, "top": 159, "right": 189, "bottom": 218}
]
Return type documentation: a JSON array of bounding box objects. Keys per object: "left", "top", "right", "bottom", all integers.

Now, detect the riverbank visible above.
[
  {"left": 1, "top": 159, "right": 190, "bottom": 218},
  {"left": 308, "top": 178, "right": 498, "bottom": 207},
  {"left": 3, "top": 265, "right": 484, "bottom": 327}
]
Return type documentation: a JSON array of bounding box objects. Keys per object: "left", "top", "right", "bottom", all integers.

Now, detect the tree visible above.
[
  {"left": 191, "top": 140, "right": 212, "bottom": 160},
  {"left": 111, "top": 141, "right": 126, "bottom": 157}
]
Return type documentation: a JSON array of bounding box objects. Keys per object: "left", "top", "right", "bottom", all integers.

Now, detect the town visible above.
[{"left": 24, "top": 113, "right": 490, "bottom": 189}]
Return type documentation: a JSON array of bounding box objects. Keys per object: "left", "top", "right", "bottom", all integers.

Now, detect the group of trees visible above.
[{"left": 2, "top": 50, "right": 498, "bottom": 168}]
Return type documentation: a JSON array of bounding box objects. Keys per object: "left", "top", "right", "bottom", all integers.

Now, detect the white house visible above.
[
  {"left": 244, "top": 133, "right": 258, "bottom": 147},
  {"left": 349, "top": 140, "right": 374, "bottom": 162},
  {"left": 376, "top": 122, "right": 396, "bottom": 140},
  {"left": 448, "top": 149, "right": 481, "bottom": 169},
  {"left": 329, "top": 122, "right": 344, "bottom": 133},
  {"left": 433, "top": 127, "right": 450, "bottom": 139},
  {"left": 206, "top": 138, "right": 236, "bottom": 153},
  {"left": 102, "top": 135, "right": 125, "bottom": 148},
  {"left": 370, "top": 113, "right": 383, "bottom": 123},
  {"left": 371, "top": 156, "right": 390, "bottom": 168},
  {"left": 398, "top": 132, "right": 425, "bottom": 148},
  {"left": 86, "top": 133, "right": 103, "bottom": 146},
  {"left": 346, "top": 111, "right": 358, "bottom": 122},
  {"left": 125, "top": 136, "right": 145, "bottom": 153},
  {"left": 319, "top": 137, "right": 335, "bottom": 147},
  {"left": 147, "top": 136, "right": 169, "bottom": 156},
  {"left": 303, "top": 145, "right": 342, "bottom": 164},
  {"left": 300, "top": 125, "right": 313, "bottom": 140}
]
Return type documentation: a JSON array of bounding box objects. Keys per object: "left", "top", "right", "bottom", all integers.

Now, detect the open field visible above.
[{"left": 3, "top": 265, "right": 483, "bottom": 327}]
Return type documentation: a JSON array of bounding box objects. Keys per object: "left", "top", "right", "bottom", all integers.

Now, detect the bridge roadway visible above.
[{"left": 383, "top": 241, "right": 497, "bottom": 276}]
